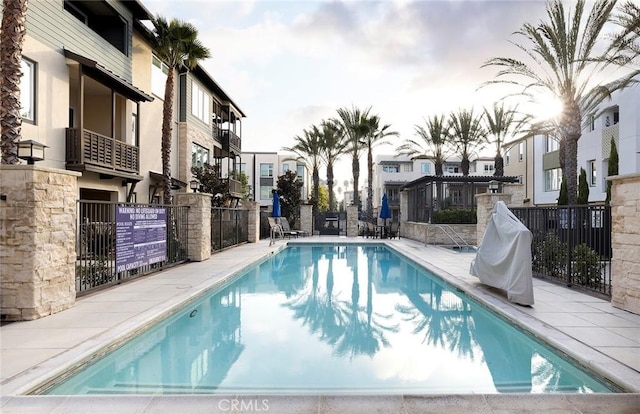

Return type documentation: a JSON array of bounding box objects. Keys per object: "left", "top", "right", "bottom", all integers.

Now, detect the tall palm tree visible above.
[
  {"left": 483, "top": 0, "right": 639, "bottom": 204},
  {"left": 319, "top": 120, "right": 347, "bottom": 212},
  {"left": 448, "top": 108, "right": 486, "bottom": 176},
  {"left": 151, "top": 16, "right": 210, "bottom": 204},
  {"left": 1, "top": 0, "right": 28, "bottom": 164},
  {"left": 282, "top": 125, "right": 323, "bottom": 213},
  {"left": 333, "top": 106, "right": 372, "bottom": 211},
  {"left": 483, "top": 103, "right": 528, "bottom": 176},
  {"left": 397, "top": 115, "right": 450, "bottom": 176},
  {"left": 363, "top": 115, "right": 398, "bottom": 219}
]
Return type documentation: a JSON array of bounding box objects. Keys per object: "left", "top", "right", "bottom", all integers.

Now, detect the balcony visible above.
[
  {"left": 224, "top": 177, "right": 243, "bottom": 199},
  {"left": 66, "top": 128, "right": 141, "bottom": 180},
  {"left": 220, "top": 129, "right": 241, "bottom": 155}
]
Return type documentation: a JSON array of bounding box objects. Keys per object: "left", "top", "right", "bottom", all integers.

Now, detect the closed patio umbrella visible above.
[
  {"left": 272, "top": 190, "right": 281, "bottom": 218},
  {"left": 379, "top": 193, "right": 392, "bottom": 238}
]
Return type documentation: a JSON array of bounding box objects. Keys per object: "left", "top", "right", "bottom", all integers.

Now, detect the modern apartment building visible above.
[
  {"left": 504, "top": 81, "right": 640, "bottom": 206},
  {"left": 15, "top": 0, "right": 244, "bottom": 204},
  {"left": 240, "top": 152, "right": 310, "bottom": 208}
]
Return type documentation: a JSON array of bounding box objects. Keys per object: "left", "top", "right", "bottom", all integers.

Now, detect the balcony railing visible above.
[
  {"left": 66, "top": 128, "right": 139, "bottom": 174},
  {"left": 224, "top": 177, "right": 243, "bottom": 198},
  {"left": 220, "top": 129, "right": 241, "bottom": 155}
]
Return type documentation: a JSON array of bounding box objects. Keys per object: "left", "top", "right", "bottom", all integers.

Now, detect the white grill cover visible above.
[{"left": 470, "top": 201, "right": 534, "bottom": 306}]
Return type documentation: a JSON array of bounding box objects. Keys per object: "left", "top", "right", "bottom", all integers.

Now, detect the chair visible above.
[
  {"left": 268, "top": 217, "right": 297, "bottom": 240},
  {"left": 280, "top": 217, "right": 309, "bottom": 237},
  {"left": 366, "top": 222, "right": 379, "bottom": 238},
  {"left": 388, "top": 221, "right": 400, "bottom": 239}
]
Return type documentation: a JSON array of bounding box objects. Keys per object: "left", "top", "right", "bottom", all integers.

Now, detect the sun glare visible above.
[{"left": 532, "top": 93, "right": 564, "bottom": 122}]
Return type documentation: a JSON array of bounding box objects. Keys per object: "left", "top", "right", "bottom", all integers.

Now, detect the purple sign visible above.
[{"left": 115, "top": 206, "right": 167, "bottom": 273}]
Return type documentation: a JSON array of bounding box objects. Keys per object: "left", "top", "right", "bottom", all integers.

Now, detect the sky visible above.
[{"left": 142, "top": 0, "right": 554, "bottom": 191}]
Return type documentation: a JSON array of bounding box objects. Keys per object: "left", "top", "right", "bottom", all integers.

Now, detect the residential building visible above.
[
  {"left": 15, "top": 0, "right": 244, "bottom": 205},
  {"left": 240, "top": 152, "right": 310, "bottom": 209},
  {"left": 504, "top": 82, "right": 640, "bottom": 206}
]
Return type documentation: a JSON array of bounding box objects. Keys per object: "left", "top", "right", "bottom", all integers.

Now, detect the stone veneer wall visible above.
[
  {"left": 174, "top": 192, "right": 211, "bottom": 261},
  {"left": 475, "top": 193, "right": 512, "bottom": 246},
  {"left": 402, "top": 222, "right": 478, "bottom": 246},
  {"left": 0, "top": 166, "right": 80, "bottom": 320},
  {"left": 346, "top": 205, "right": 358, "bottom": 237},
  {"left": 300, "top": 204, "right": 313, "bottom": 236},
  {"left": 246, "top": 201, "right": 260, "bottom": 243},
  {"left": 610, "top": 173, "right": 640, "bottom": 315}
]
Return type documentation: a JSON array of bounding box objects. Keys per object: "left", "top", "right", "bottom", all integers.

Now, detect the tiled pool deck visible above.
[{"left": 1, "top": 237, "right": 639, "bottom": 413}]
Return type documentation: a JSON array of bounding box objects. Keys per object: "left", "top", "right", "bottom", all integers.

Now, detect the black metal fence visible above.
[
  {"left": 76, "top": 201, "right": 189, "bottom": 295},
  {"left": 211, "top": 207, "right": 249, "bottom": 252},
  {"left": 510, "top": 205, "right": 612, "bottom": 296}
]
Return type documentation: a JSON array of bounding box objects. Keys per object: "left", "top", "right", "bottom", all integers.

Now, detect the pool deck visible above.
[{"left": 1, "top": 236, "right": 639, "bottom": 413}]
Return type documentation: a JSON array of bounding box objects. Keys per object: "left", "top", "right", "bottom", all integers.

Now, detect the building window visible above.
[
  {"left": 421, "top": 163, "right": 431, "bottom": 174},
  {"left": 260, "top": 163, "right": 273, "bottom": 177},
  {"left": 518, "top": 142, "right": 524, "bottom": 161},
  {"left": 546, "top": 135, "right": 558, "bottom": 152},
  {"left": 151, "top": 55, "right": 168, "bottom": 98},
  {"left": 588, "top": 114, "right": 596, "bottom": 131},
  {"left": 191, "top": 143, "right": 209, "bottom": 168},
  {"left": 484, "top": 164, "right": 494, "bottom": 172},
  {"left": 447, "top": 165, "right": 459, "bottom": 174},
  {"left": 545, "top": 168, "right": 562, "bottom": 191},
  {"left": 403, "top": 163, "right": 413, "bottom": 172},
  {"left": 132, "top": 113, "right": 138, "bottom": 146},
  {"left": 297, "top": 165, "right": 304, "bottom": 178},
  {"left": 588, "top": 160, "right": 596, "bottom": 186},
  {"left": 382, "top": 164, "right": 400, "bottom": 173},
  {"left": 260, "top": 185, "right": 272, "bottom": 200},
  {"left": 20, "top": 58, "right": 36, "bottom": 123},
  {"left": 613, "top": 110, "right": 619, "bottom": 124},
  {"left": 239, "top": 163, "right": 247, "bottom": 173},
  {"left": 191, "top": 81, "right": 210, "bottom": 124},
  {"left": 282, "top": 163, "right": 290, "bottom": 172},
  {"left": 505, "top": 151, "right": 510, "bottom": 166}
]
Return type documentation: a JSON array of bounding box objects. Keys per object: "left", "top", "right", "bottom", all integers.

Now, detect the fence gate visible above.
[{"left": 316, "top": 212, "right": 342, "bottom": 235}]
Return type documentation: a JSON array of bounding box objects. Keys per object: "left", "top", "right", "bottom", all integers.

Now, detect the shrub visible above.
[
  {"left": 532, "top": 233, "right": 567, "bottom": 279},
  {"left": 571, "top": 243, "right": 604, "bottom": 288},
  {"left": 433, "top": 208, "right": 477, "bottom": 224}
]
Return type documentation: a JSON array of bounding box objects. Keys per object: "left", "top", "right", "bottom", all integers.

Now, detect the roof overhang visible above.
[
  {"left": 64, "top": 49, "right": 154, "bottom": 103},
  {"left": 149, "top": 171, "right": 187, "bottom": 189},
  {"left": 401, "top": 175, "right": 520, "bottom": 190}
]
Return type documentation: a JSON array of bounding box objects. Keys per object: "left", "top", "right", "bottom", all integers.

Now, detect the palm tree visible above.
[
  {"left": 483, "top": 103, "right": 528, "bottom": 176},
  {"left": 282, "top": 125, "right": 323, "bottom": 213},
  {"left": 319, "top": 121, "right": 347, "bottom": 212},
  {"left": 362, "top": 115, "right": 398, "bottom": 219},
  {"left": 609, "top": 1, "right": 640, "bottom": 64},
  {"left": 151, "top": 16, "right": 210, "bottom": 204},
  {"left": 1, "top": 0, "right": 28, "bottom": 164},
  {"left": 397, "top": 115, "right": 450, "bottom": 176},
  {"left": 333, "top": 106, "right": 372, "bottom": 212},
  {"left": 448, "top": 108, "right": 486, "bottom": 176},
  {"left": 483, "top": 0, "right": 640, "bottom": 204}
]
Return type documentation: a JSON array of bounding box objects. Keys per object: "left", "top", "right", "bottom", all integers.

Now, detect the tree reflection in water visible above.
[{"left": 285, "top": 245, "right": 398, "bottom": 360}]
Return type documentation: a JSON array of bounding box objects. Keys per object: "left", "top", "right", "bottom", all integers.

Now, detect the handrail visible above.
[{"left": 426, "top": 224, "right": 469, "bottom": 248}]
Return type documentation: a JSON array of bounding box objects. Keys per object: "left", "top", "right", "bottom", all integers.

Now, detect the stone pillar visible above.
[
  {"left": 346, "top": 205, "right": 358, "bottom": 237},
  {"left": 609, "top": 173, "right": 640, "bottom": 315},
  {"left": 174, "top": 193, "right": 211, "bottom": 261},
  {"left": 300, "top": 204, "right": 313, "bottom": 236},
  {"left": 400, "top": 190, "right": 408, "bottom": 235},
  {"left": 246, "top": 201, "right": 260, "bottom": 243},
  {"left": 0, "top": 165, "right": 80, "bottom": 320},
  {"left": 475, "top": 193, "right": 512, "bottom": 246}
]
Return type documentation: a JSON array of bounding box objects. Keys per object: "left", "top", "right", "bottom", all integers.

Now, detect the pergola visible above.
[{"left": 401, "top": 175, "right": 520, "bottom": 223}]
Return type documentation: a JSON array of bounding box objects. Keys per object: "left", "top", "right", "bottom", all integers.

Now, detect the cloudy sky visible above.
[{"left": 143, "top": 0, "right": 553, "bottom": 185}]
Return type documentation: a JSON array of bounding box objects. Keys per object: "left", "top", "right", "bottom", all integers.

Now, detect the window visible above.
[
  {"left": 588, "top": 160, "right": 596, "bottom": 186},
  {"left": 297, "top": 165, "right": 304, "bottom": 178},
  {"left": 191, "top": 143, "right": 209, "bottom": 168},
  {"left": 151, "top": 55, "right": 168, "bottom": 98},
  {"left": 545, "top": 168, "right": 562, "bottom": 191},
  {"left": 484, "top": 164, "right": 494, "bottom": 172},
  {"left": 132, "top": 113, "right": 138, "bottom": 146},
  {"left": 239, "top": 163, "right": 247, "bottom": 173},
  {"left": 518, "top": 142, "right": 524, "bottom": 161},
  {"left": 546, "top": 135, "right": 558, "bottom": 152},
  {"left": 505, "top": 151, "right": 510, "bottom": 166},
  {"left": 20, "top": 58, "right": 36, "bottom": 122},
  {"left": 260, "top": 185, "right": 272, "bottom": 200},
  {"left": 282, "top": 163, "right": 290, "bottom": 172},
  {"left": 421, "top": 163, "right": 431, "bottom": 174},
  {"left": 447, "top": 165, "right": 459, "bottom": 174},
  {"left": 613, "top": 110, "right": 619, "bottom": 124},
  {"left": 403, "top": 163, "right": 413, "bottom": 172},
  {"left": 588, "top": 114, "right": 596, "bottom": 131},
  {"left": 191, "top": 81, "right": 210, "bottom": 124},
  {"left": 382, "top": 164, "right": 399, "bottom": 173},
  {"left": 260, "top": 163, "right": 273, "bottom": 177}
]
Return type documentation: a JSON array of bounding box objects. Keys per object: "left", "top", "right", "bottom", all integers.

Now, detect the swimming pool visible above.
[{"left": 43, "top": 244, "right": 616, "bottom": 394}]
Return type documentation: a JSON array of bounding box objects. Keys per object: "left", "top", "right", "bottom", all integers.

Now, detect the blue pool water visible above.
[{"left": 45, "top": 244, "right": 615, "bottom": 394}]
